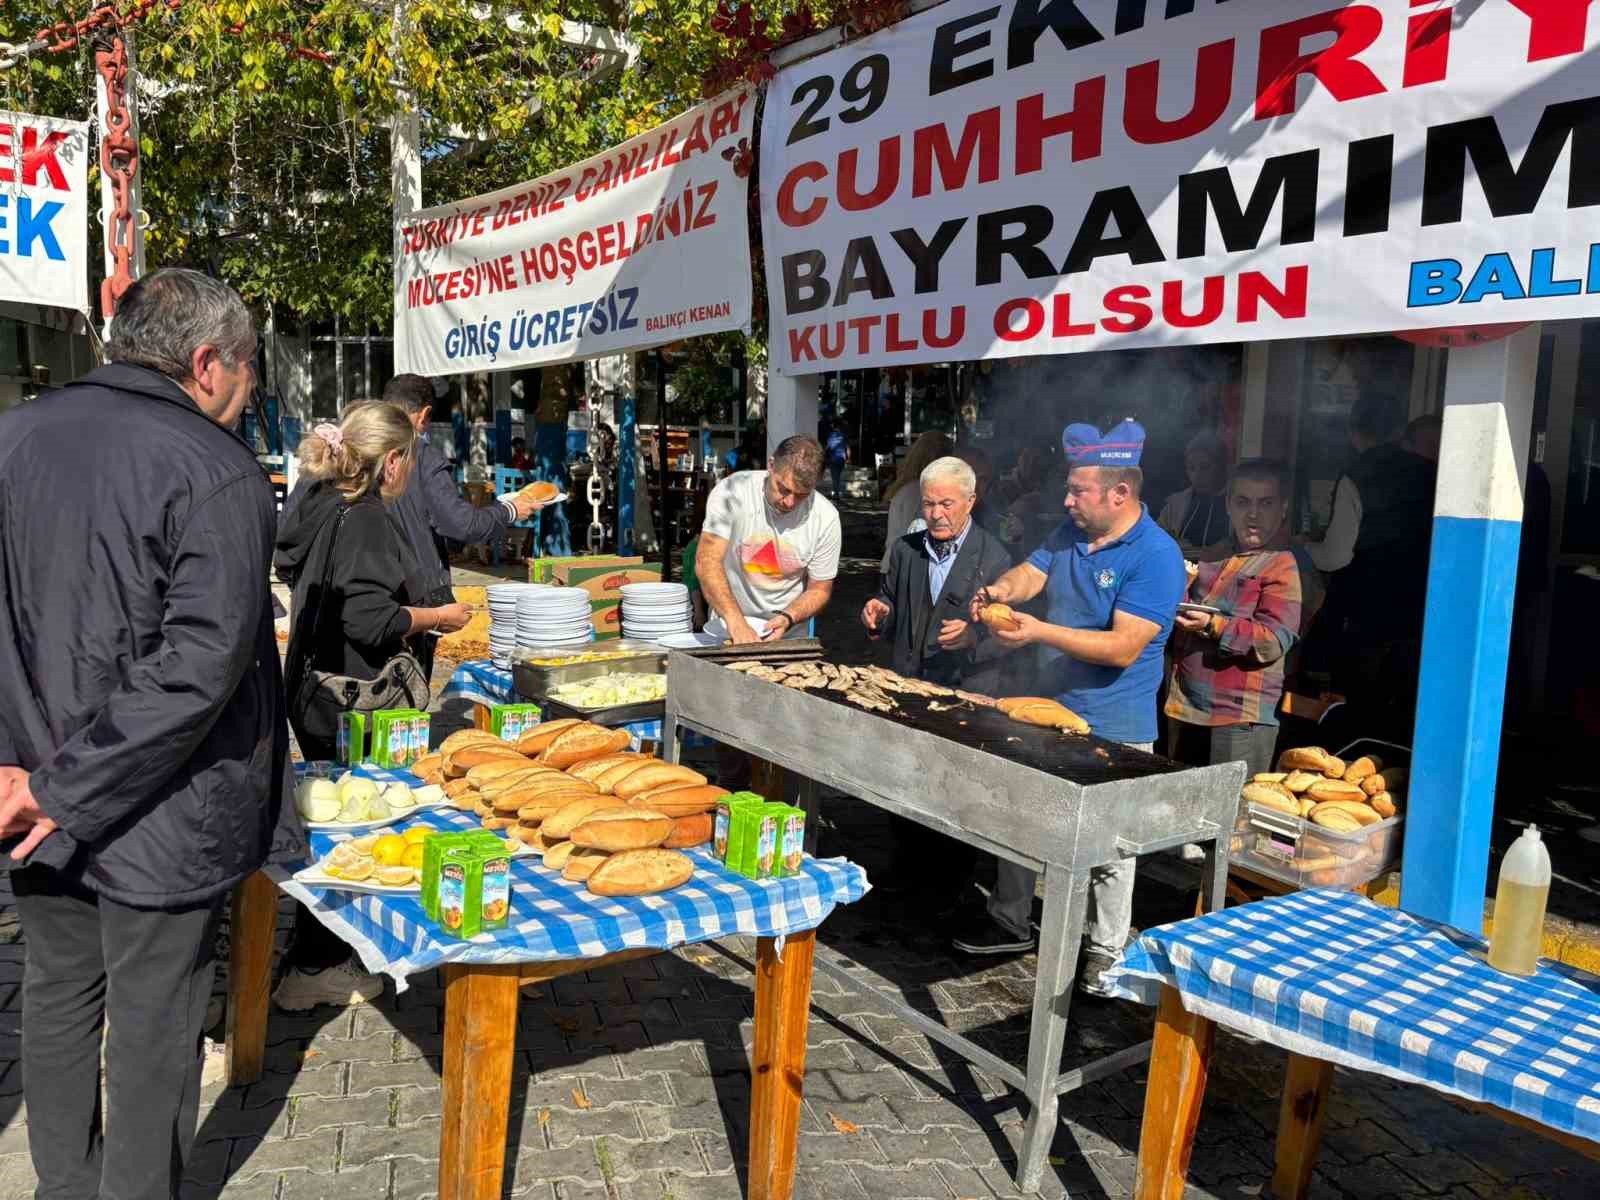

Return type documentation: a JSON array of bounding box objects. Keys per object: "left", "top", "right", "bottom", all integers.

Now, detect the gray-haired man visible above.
[{"left": 0, "top": 268, "right": 302, "bottom": 1199}]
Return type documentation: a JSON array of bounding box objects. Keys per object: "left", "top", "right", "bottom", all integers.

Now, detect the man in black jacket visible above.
[{"left": 0, "top": 268, "right": 301, "bottom": 1200}]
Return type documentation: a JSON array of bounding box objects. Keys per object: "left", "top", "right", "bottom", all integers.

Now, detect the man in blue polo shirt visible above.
[{"left": 952, "top": 420, "right": 1186, "bottom": 995}]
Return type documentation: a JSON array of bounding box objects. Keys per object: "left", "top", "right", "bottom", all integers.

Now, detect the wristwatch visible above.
[
  {"left": 771, "top": 612, "right": 795, "bottom": 635},
  {"left": 1206, "top": 613, "right": 1226, "bottom": 639}
]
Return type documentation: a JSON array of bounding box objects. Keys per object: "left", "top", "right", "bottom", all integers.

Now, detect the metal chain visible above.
[
  {"left": 586, "top": 468, "right": 608, "bottom": 554},
  {"left": 94, "top": 30, "right": 138, "bottom": 320},
  {"left": 1, "top": 1, "right": 170, "bottom": 70}
]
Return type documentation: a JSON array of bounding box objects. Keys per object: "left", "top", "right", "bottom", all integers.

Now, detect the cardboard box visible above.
[
  {"left": 421, "top": 830, "right": 504, "bottom": 921},
  {"left": 337, "top": 712, "right": 368, "bottom": 766},
  {"left": 373, "top": 709, "right": 430, "bottom": 768},
  {"left": 769, "top": 805, "right": 807, "bottom": 877},
  {"left": 714, "top": 792, "right": 766, "bottom": 862},
  {"left": 435, "top": 844, "right": 512, "bottom": 939},
  {"left": 489, "top": 703, "right": 542, "bottom": 740},
  {"left": 528, "top": 554, "right": 643, "bottom": 584}
]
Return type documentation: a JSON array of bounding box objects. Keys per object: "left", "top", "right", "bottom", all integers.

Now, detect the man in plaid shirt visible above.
[{"left": 1166, "top": 459, "right": 1309, "bottom": 775}]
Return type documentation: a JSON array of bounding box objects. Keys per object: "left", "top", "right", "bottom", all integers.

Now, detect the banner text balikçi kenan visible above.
[{"left": 770, "top": 0, "right": 1599, "bottom": 362}]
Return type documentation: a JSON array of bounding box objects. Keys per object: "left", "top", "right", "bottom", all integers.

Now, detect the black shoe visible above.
[
  {"left": 1076, "top": 949, "right": 1122, "bottom": 998},
  {"left": 951, "top": 916, "right": 1036, "bottom": 956}
]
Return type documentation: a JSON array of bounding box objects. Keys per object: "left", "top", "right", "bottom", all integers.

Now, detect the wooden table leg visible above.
[
  {"left": 473, "top": 703, "right": 493, "bottom": 732},
  {"left": 1272, "top": 1053, "right": 1334, "bottom": 1200},
  {"left": 748, "top": 930, "right": 816, "bottom": 1200},
  {"left": 439, "top": 963, "right": 522, "bottom": 1200},
  {"left": 1134, "top": 985, "right": 1215, "bottom": 1200},
  {"left": 224, "top": 870, "right": 279, "bottom": 1087}
]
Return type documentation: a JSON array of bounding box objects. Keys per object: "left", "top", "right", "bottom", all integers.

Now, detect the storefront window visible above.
[{"left": 1560, "top": 322, "right": 1600, "bottom": 555}]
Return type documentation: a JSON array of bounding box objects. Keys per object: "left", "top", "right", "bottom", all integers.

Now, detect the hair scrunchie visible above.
[{"left": 313, "top": 422, "right": 344, "bottom": 451}]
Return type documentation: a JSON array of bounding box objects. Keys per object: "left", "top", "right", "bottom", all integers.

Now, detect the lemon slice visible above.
[
  {"left": 376, "top": 865, "right": 415, "bottom": 887},
  {"left": 349, "top": 833, "right": 381, "bottom": 854},
  {"left": 340, "top": 859, "right": 375, "bottom": 882}
]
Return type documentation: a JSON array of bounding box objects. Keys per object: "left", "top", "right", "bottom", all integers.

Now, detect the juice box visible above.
[
  {"left": 421, "top": 830, "right": 503, "bottom": 920},
  {"left": 725, "top": 804, "right": 780, "bottom": 880},
  {"left": 489, "top": 703, "right": 541, "bottom": 741},
  {"left": 769, "top": 805, "right": 807, "bottom": 877},
  {"left": 373, "top": 709, "right": 429, "bottom": 768},
  {"left": 436, "top": 844, "right": 513, "bottom": 939},
  {"left": 337, "top": 712, "right": 368, "bottom": 765},
  {"left": 409, "top": 711, "right": 432, "bottom": 761},
  {"left": 714, "top": 792, "right": 766, "bottom": 862}
]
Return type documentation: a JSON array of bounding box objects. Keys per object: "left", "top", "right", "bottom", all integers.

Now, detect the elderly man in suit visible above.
[{"left": 862, "top": 456, "right": 1014, "bottom": 896}]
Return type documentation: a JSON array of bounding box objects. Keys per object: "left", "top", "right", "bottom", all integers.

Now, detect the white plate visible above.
[
  {"left": 656, "top": 631, "right": 722, "bottom": 648},
  {"left": 497, "top": 490, "right": 569, "bottom": 506},
  {"left": 291, "top": 863, "right": 422, "bottom": 895}
]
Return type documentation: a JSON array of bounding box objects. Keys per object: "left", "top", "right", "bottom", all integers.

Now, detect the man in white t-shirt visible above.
[{"left": 697, "top": 436, "right": 841, "bottom": 644}]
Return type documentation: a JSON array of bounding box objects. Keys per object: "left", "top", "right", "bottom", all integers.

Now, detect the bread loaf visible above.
[
  {"left": 567, "top": 753, "right": 646, "bottom": 783},
  {"left": 663, "top": 813, "right": 714, "bottom": 849},
  {"left": 1007, "top": 700, "right": 1091, "bottom": 735},
  {"left": 1298, "top": 797, "right": 1318, "bottom": 818},
  {"left": 628, "top": 784, "right": 728, "bottom": 817},
  {"left": 1309, "top": 800, "right": 1379, "bottom": 828},
  {"left": 1306, "top": 779, "right": 1368, "bottom": 804},
  {"left": 1362, "top": 767, "right": 1409, "bottom": 797},
  {"left": 1342, "top": 754, "right": 1383, "bottom": 783},
  {"left": 509, "top": 825, "right": 543, "bottom": 848},
  {"left": 412, "top": 753, "right": 443, "bottom": 777},
  {"left": 465, "top": 757, "right": 541, "bottom": 785},
  {"left": 996, "top": 696, "right": 1060, "bottom": 715},
  {"left": 613, "top": 763, "right": 707, "bottom": 800},
  {"left": 543, "top": 840, "right": 578, "bottom": 870},
  {"left": 452, "top": 745, "right": 530, "bottom": 771},
  {"left": 1308, "top": 806, "right": 1364, "bottom": 833},
  {"left": 585, "top": 849, "right": 695, "bottom": 897},
  {"left": 513, "top": 719, "right": 583, "bottom": 756},
  {"left": 1321, "top": 756, "right": 1347, "bottom": 779},
  {"left": 438, "top": 729, "right": 502, "bottom": 755},
  {"left": 1252, "top": 772, "right": 1288, "bottom": 785},
  {"left": 516, "top": 790, "right": 612, "bottom": 824},
  {"left": 571, "top": 808, "right": 674, "bottom": 852},
  {"left": 1277, "top": 746, "right": 1334, "bottom": 773},
  {"left": 978, "top": 603, "right": 1021, "bottom": 632},
  {"left": 563, "top": 849, "right": 610, "bottom": 882},
  {"left": 414, "top": 762, "right": 445, "bottom": 786},
  {"left": 542, "top": 796, "right": 630, "bottom": 840},
  {"left": 596, "top": 759, "right": 655, "bottom": 793},
  {"left": 443, "top": 777, "right": 476, "bottom": 800},
  {"left": 542, "top": 724, "right": 633, "bottom": 769},
  {"left": 479, "top": 768, "right": 568, "bottom": 801},
  {"left": 481, "top": 815, "right": 518, "bottom": 831},
  {"left": 519, "top": 480, "right": 561, "bottom": 504},
  {"left": 1369, "top": 792, "right": 1397, "bottom": 819},
  {"left": 1283, "top": 770, "right": 1321, "bottom": 794},
  {"left": 1241, "top": 781, "right": 1298, "bottom": 815}
]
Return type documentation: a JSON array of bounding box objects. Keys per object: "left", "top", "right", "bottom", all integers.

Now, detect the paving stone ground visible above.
[{"left": 0, "top": 511, "right": 1596, "bottom": 1197}]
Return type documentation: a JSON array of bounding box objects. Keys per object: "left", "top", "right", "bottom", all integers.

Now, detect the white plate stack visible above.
[
  {"left": 516, "top": 586, "right": 595, "bottom": 650},
  {"left": 620, "top": 582, "right": 693, "bottom": 643},
  {"left": 488, "top": 584, "right": 549, "bottom": 667}
]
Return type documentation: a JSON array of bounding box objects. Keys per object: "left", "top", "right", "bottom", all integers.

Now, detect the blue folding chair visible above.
[{"left": 491, "top": 466, "right": 542, "bottom": 567}]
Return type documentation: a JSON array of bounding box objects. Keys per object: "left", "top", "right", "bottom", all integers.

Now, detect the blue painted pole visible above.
[
  {"left": 1401, "top": 326, "right": 1542, "bottom": 933},
  {"left": 618, "top": 395, "right": 636, "bottom": 556}
]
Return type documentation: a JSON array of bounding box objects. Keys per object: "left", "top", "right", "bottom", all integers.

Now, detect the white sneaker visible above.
[{"left": 271, "top": 962, "right": 384, "bottom": 1012}]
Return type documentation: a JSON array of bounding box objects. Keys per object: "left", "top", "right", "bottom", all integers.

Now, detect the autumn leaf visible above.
[
  {"left": 552, "top": 1014, "right": 580, "bottom": 1034},
  {"left": 538, "top": 1108, "right": 551, "bottom": 1126},
  {"left": 572, "top": 1088, "right": 592, "bottom": 1110},
  {"left": 828, "top": 1113, "right": 859, "bottom": 1135}
]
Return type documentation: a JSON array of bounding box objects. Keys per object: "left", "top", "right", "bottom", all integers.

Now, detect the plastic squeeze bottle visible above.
[{"left": 1486, "top": 825, "right": 1551, "bottom": 976}]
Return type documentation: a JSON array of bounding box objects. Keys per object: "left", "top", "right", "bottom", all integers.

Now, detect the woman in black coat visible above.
[{"left": 271, "top": 401, "right": 471, "bottom": 1010}]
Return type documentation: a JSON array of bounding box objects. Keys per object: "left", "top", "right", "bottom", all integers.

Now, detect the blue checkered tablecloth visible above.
[
  {"left": 278, "top": 766, "right": 869, "bottom": 991},
  {"left": 439, "top": 658, "right": 713, "bottom": 749},
  {"left": 1106, "top": 888, "right": 1600, "bottom": 1143}
]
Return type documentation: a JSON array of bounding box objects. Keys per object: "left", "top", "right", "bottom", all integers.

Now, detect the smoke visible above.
[{"left": 973, "top": 345, "right": 1243, "bottom": 511}]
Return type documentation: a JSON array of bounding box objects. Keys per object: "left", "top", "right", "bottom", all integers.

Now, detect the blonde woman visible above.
[
  {"left": 272, "top": 402, "right": 468, "bottom": 1010},
  {"left": 879, "top": 430, "right": 954, "bottom": 573}
]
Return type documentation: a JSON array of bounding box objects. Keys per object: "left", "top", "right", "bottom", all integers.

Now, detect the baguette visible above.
[
  {"left": 543, "top": 796, "right": 631, "bottom": 840},
  {"left": 978, "top": 603, "right": 1021, "bottom": 632},
  {"left": 1298, "top": 797, "right": 1318, "bottom": 819},
  {"left": 479, "top": 767, "right": 569, "bottom": 799},
  {"left": 1241, "top": 781, "right": 1299, "bottom": 815},
  {"left": 1252, "top": 772, "right": 1289, "bottom": 785},
  {"left": 663, "top": 812, "right": 714, "bottom": 849},
  {"left": 515, "top": 790, "right": 612, "bottom": 824},
  {"left": 481, "top": 815, "right": 518, "bottom": 831},
  {"left": 1283, "top": 770, "right": 1321, "bottom": 795},
  {"left": 513, "top": 719, "right": 584, "bottom": 756},
  {"left": 1305, "top": 779, "right": 1368, "bottom": 804},
  {"left": 472, "top": 798, "right": 493, "bottom": 818},
  {"left": 509, "top": 825, "right": 544, "bottom": 848},
  {"left": 1308, "top": 806, "right": 1364, "bottom": 833},
  {"left": 438, "top": 729, "right": 503, "bottom": 755},
  {"left": 612, "top": 763, "right": 708, "bottom": 800},
  {"left": 1277, "top": 746, "right": 1334, "bottom": 773},
  {"left": 1342, "top": 754, "right": 1383, "bottom": 783},
  {"left": 585, "top": 849, "right": 695, "bottom": 897},
  {"left": 995, "top": 696, "right": 1060, "bottom": 715},
  {"left": 452, "top": 745, "right": 531, "bottom": 770},
  {"left": 543, "top": 840, "right": 578, "bottom": 870},
  {"left": 567, "top": 753, "right": 646, "bottom": 783},
  {"left": 467, "top": 761, "right": 546, "bottom": 789},
  {"left": 542, "top": 724, "right": 633, "bottom": 770},
  {"left": 628, "top": 784, "right": 729, "bottom": 817},
  {"left": 570, "top": 808, "right": 674, "bottom": 852},
  {"left": 1362, "top": 767, "right": 1408, "bottom": 797},
  {"left": 1369, "top": 792, "right": 1397, "bottom": 819},
  {"left": 412, "top": 753, "right": 443, "bottom": 777},
  {"left": 563, "top": 849, "right": 610, "bottom": 882},
  {"left": 596, "top": 759, "right": 656, "bottom": 793},
  {"left": 1309, "top": 800, "right": 1379, "bottom": 828},
  {"left": 1320, "top": 756, "right": 1347, "bottom": 779},
  {"left": 1007, "top": 701, "right": 1091, "bottom": 735},
  {"left": 414, "top": 763, "right": 445, "bottom": 787}
]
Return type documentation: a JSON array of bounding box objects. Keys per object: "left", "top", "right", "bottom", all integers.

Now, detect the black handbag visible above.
[{"left": 287, "top": 504, "right": 429, "bottom": 748}]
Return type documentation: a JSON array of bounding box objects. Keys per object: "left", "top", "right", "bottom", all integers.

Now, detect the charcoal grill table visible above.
[{"left": 661, "top": 650, "right": 1244, "bottom": 1192}]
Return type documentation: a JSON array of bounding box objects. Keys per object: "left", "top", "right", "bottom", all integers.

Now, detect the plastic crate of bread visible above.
[{"left": 1231, "top": 739, "right": 1408, "bottom": 889}]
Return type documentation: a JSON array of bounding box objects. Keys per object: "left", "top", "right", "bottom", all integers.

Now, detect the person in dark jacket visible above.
[
  {"left": 862, "top": 456, "right": 1015, "bottom": 896},
  {"left": 381, "top": 374, "right": 543, "bottom": 675},
  {"left": 0, "top": 268, "right": 302, "bottom": 1200},
  {"left": 272, "top": 402, "right": 470, "bottom": 1012}
]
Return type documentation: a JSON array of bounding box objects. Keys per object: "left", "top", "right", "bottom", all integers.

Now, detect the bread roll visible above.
[
  {"left": 479, "top": 768, "right": 568, "bottom": 799},
  {"left": 571, "top": 808, "right": 674, "bottom": 852},
  {"left": 1297, "top": 797, "right": 1318, "bottom": 819},
  {"left": 481, "top": 815, "right": 518, "bottom": 830},
  {"left": 663, "top": 813, "right": 713, "bottom": 849},
  {"left": 1241, "top": 781, "right": 1298, "bottom": 815},
  {"left": 978, "top": 603, "right": 1021, "bottom": 632},
  {"left": 439, "top": 729, "right": 502, "bottom": 755},
  {"left": 1283, "top": 770, "right": 1321, "bottom": 794},
  {"left": 472, "top": 798, "right": 493, "bottom": 818},
  {"left": 513, "top": 719, "right": 584, "bottom": 756},
  {"left": 1309, "top": 806, "right": 1363, "bottom": 833},
  {"left": 543, "top": 796, "right": 630, "bottom": 839},
  {"left": 452, "top": 745, "right": 530, "bottom": 770},
  {"left": 543, "top": 724, "right": 633, "bottom": 770},
  {"left": 567, "top": 753, "right": 646, "bottom": 783},
  {"left": 1362, "top": 767, "right": 1409, "bottom": 797},
  {"left": 1306, "top": 779, "right": 1368, "bottom": 804},
  {"left": 412, "top": 753, "right": 443, "bottom": 776},
  {"left": 520, "top": 480, "right": 561, "bottom": 504},
  {"left": 1252, "top": 772, "right": 1288, "bottom": 785},
  {"left": 1309, "top": 800, "right": 1379, "bottom": 828},
  {"left": 596, "top": 759, "right": 655, "bottom": 793},
  {"left": 628, "top": 784, "right": 728, "bottom": 817},
  {"left": 496, "top": 785, "right": 595, "bottom": 815},
  {"left": 1007, "top": 701, "right": 1091, "bottom": 735},
  {"left": 585, "top": 849, "right": 694, "bottom": 897},
  {"left": 1277, "top": 746, "right": 1334, "bottom": 773},
  {"left": 509, "top": 825, "right": 543, "bottom": 848},
  {"left": 563, "top": 849, "right": 610, "bottom": 882},
  {"left": 1342, "top": 754, "right": 1383, "bottom": 783},
  {"left": 414, "top": 763, "right": 445, "bottom": 786},
  {"left": 1369, "top": 792, "right": 1397, "bottom": 819},
  {"left": 543, "top": 840, "right": 578, "bottom": 870},
  {"left": 1321, "top": 756, "right": 1346, "bottom": 779},
  {"left": 613, "top": 763, "right": 707, "bottom": 800},
  {"left": 517, "top": 790, "right": 614, "bottom": 824},
  {"left": 996, "top": 696, "right": 1059, "bottom": 715}
]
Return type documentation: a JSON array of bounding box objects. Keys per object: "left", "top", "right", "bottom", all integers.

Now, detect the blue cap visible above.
[{"left": 1062, "top": 419, "right": 1146, "bottom": 467}]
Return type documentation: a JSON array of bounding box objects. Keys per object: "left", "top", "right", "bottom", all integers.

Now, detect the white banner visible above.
[
  {"left": 761, "top": 0, "right": 1600, "bottom": 373},
  {"left": 0, "top": 110, "right": 90, "bottom": 314},
  {"left": 396, "top": 90, "right": 755, "bottom": 375}
]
